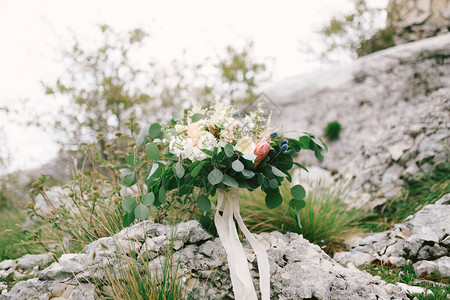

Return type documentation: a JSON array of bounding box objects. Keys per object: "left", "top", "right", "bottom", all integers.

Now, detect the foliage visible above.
[
  {"left": 309, "top": 0, "right": 390, "bottom": 61},
  {"left": 216, "top": 41, "right": 272, "bottom": 104},
  {"left": 0, "top": 208, "right": 46, "bottom": 260},
  {"left": 360, "top": 261, "right": 450, "bottom": 299},
  {"left": 361, "top": 160, "right": 450, "bottom": 232},
  {"left": 120, "top": 102, "right": 327, "bottom": 228},
  {"left": 324, "top": 121, "right": 342, "bottom": 141},
  {"left": 24, "top": 127, "right": 144, "bottom": 254},
  {"left": 239, "top": 180, "right": 368, "bottom": 255},
  {"left": 98, "top": 238, "right": 196, "bottom": 299},
  {"left": 42, "top": 25, "right": 153, "bottom": 149}
]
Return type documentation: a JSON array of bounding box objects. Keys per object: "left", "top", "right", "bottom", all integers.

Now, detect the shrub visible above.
[
  {"left": 324, "top": 121, "right": 342, "bottom": 141},
  {"left": 239, "top": 180, "right": 368, "bottom": 254}
]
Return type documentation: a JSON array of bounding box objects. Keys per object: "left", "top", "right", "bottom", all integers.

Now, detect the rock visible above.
[
  {"left": 16, "top": 253, "right": 53, "bottom": 271},
  {"left": 413, "top": 257, "right": 450, "bottom": 276},
  {"left": 334, "top": 194, "right": 450, "bottom": 268},
  {"left": 3, "top": 220, "right": 409, "bottom": 300},
  {"left": 0, "top": 260, "right": 15, "bottom": 271},
  {"left": 264, "top": 34, "right": 450, "bottom": 207},
  {"left": 387, "top": 0, "right": 450, "bottom": 45},
  {"left": 396, "top": 282, "right": 433, "bottom": 297}
]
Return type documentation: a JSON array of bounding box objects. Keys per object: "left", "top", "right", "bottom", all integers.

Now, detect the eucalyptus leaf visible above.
[
  {"left": 291, "top": 185, "right": 306, "bottom": 200},
  {"left": 126, "top": 155, "right": 141, "bottom": 167},
  {"left": 197, "top": 194, "right": 211, "bottom": 212},
  {"left": 158, "top": 187, "right": 166, "bottom": 204},
  {"left": 140, "top": 193, "right": 155, "bottom": 206},
  {"left": 290, "top": 198, "right": 306, "bottom": 210},
  {"left": 232, "top": 160, "right": 244, "bottom": 172},
  {"left": 136, "top": 125, "right": 150, "bottom": 146},
  {"left": 269, "top": 178, "right": 278, "bottom": 189},
  {"left": 265, "top": 190, "right": 283, "bottom": 209},
  {"left": 123, "top": 172, "right": 137, "bottom": 187},
  {"left": 122, "top": 212, "right": 135, "bottom": 227},
  {"left": 148, "top": 123, "right": 163, "bottom": 139},
  {"left": 191, "top": 161, "right": 206, "bottom": 177},
  {"left": 222, "top": 174, "right": 239, "bottom": 188},
  {"left": 145, "top": 143, "right": 159, "bottom": 160},
  {"left": 134, "top": 204, "right": 150, "bottom": 220},
  {"left": 271, "top": 166, "right": 287, "bottom": 178},
  {"left": 174, "top": 163, "right": 185, "bottom": 178},
  {"left": 122, "top": 197, "right": 137, "bottom": 212},
  {"left": 208, "top": 168, "right": 223, "bottom": 185},
  {"left": 224, "top": 144, "right": 235, "bottom": 157},
  {"left": 241, "top": 169, "right": 255, "bottom": 179}
]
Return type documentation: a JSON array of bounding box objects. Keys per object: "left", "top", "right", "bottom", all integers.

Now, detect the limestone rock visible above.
[
  {"left": 264, "top": 34, "right": 450, "bottom": 207},
  {"left": 2, "top": 220, "right": 411, "bottom": 300},
  {"left": 334, "top": 194, "right": 450, "bottom": 270}
]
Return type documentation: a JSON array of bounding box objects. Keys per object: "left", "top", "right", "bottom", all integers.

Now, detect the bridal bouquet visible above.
[{"left": 121, "top": 101, "right": 326, "bottom": 299}]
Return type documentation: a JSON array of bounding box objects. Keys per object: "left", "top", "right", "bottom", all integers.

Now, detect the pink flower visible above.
[{"left": 254, "top": 140, "right": 270, "bottom": 167}]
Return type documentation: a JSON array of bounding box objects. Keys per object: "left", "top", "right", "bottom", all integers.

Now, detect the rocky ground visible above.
[
  {"left": 265, "top": 33, "right": 449, "bottom": 207},
  {"left": 334, "top": 194, "right": 450, "bottom": 277},
  {"left": 0, "top": 220, "right": 419, "bottom": 300}
]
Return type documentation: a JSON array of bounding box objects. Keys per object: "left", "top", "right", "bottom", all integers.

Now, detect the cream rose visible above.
[{"left": 235, "top": 137, "right": 256, "bottom": 155}]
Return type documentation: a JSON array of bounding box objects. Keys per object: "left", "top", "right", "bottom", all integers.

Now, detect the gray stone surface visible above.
[
  {"left": 387, "top": 0, "right": 450, "bottom": 45},
  {"left": 334, "top": 194, "right": 450, "bottom": 275},
  {"left": 1, "top": 220, "right": 413, "bottom": 299},
  {"left": 265, "top": 34, "right": 450, "bottom": 207}
]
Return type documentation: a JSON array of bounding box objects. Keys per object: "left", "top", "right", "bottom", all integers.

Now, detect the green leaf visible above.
[
  {"left": 197, "top": 194, "right": 211, "bottom": 212},
  {"left": 271, "top": 166, "right": 287, "bottom": 178},
  {"left": 146, "top": 163, "right": 162, "bottom": 180},
  {"left": 222, "top": 174, "right": 239, "bottom": 188},
  {"left": 208, "top": 168, "right": 223, "bottom": 185},
  {"left": 276, "top": 154, "right": 294, "bottom": 170},
  {"left": 140, "top": 193, "right": 155, "bottom": 206},
  {"left": 293, "top": 162, "right": 309, "bottom": 172},
  {"left": 134, "top": 204, "right": 149, "bottom": 220},
  {"left": 291, "top": 185, "right": 306, "bottom": 200},
  {"left": 201, "top": 149, "right": 213, "bottom": 156},
  {"left": 269, "top": 179, "right": 278, "bottom": 189},
  {"left": 158, "top": 186, "right": 166, "bottom": 204},
  {"left": 298, "top": 136, "right": 312, "bottom": 149},
  {"left": 241, "top": 169, "right": 255, "bottom": 179},
  {"left": 314, "top": 146, "right": 324, "bottom": 162},
  {"left": 123, "top": 172, "right": 137, "bottom": 187},
  {"left": 224, "top": 144, "right": 235, "bottom": 157},
  {"left": 232, "top": 160, "right": 244, "bottom": 172},
  {"left": 191, "top": 161, "right": 206, "bottom": 177},
  {"left": 122, "top": 197, "right": 137, "bottom": 212},
  {"left": 191, "top": 113, "right": 205, "bottom": 123},
  {"left": 290, "top": 198, "right": 306, "bottom": 210},
  {"left": 136, "top": 125, "right": 150, "bottom": 146},
  {"left": 126, "top": 155, "right": 141, "bottom": 167},
  {"left": 174, "top": 163, "right": 185, "bottom": 178},
  {"left": 148, "top": 123, "right": 163, "bottom": 139},
  {"left": 265, "top": 189, "right": 283, "bottom": 209},
  {"left": 122, "top": 212, "right": 135, "bottom": 227},
  {"left": 145, "top": 143, "right": 159, "bottom": 160}
]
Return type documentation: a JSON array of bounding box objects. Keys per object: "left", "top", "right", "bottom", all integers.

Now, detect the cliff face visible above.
[
  {"left": 387, "top": 0, "right": 450, "bottom": 44},
  {"left": 264, "top": 34, "right": 450, "bottom": 206}
]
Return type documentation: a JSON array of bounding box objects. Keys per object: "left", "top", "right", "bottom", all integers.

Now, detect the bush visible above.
[
  {"left": 239, "top": 180, "right": 368, "bottom": 254},
  {"left": 324, "top": 121, "right": 342, "bottom": 141}
]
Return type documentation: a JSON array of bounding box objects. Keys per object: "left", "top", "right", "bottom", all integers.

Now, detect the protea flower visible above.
[{"left": 254, "top": 140, "right": 271, "bottom": 167}]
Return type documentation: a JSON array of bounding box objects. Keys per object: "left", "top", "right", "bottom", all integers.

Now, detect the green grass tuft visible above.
[
  {"left": 360, "top": 261, "right": 449, "bottom": 299},
  {"left": 239, "top": 181, "right": 369, "bottom": 254}
]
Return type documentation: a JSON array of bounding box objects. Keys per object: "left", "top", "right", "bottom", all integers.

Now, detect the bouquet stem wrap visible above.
[{"left": 214, "top": 188, "right": 270, "bottom": 300}]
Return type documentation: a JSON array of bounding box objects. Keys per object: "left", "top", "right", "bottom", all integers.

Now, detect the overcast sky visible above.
[{"left": 0, "top": 0, "right": 386, "bottom": 174}]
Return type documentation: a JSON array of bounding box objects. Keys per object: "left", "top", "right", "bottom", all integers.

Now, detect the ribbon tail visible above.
[
  {"left": 215, "top": 189, "right": 258, "bottom": 300},
  {"left": 231, "top": 197, "right": 271, "bottom": 300}
]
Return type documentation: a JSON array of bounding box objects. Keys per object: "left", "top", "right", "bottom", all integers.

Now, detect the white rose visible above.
[{"left": 235, "top": 137, "right": 256, "bottom": 155}]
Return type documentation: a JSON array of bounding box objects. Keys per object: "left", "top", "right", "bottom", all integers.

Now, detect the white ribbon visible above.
[{"left": 215, "top": 188, "right": 270, "bottom": 300}]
